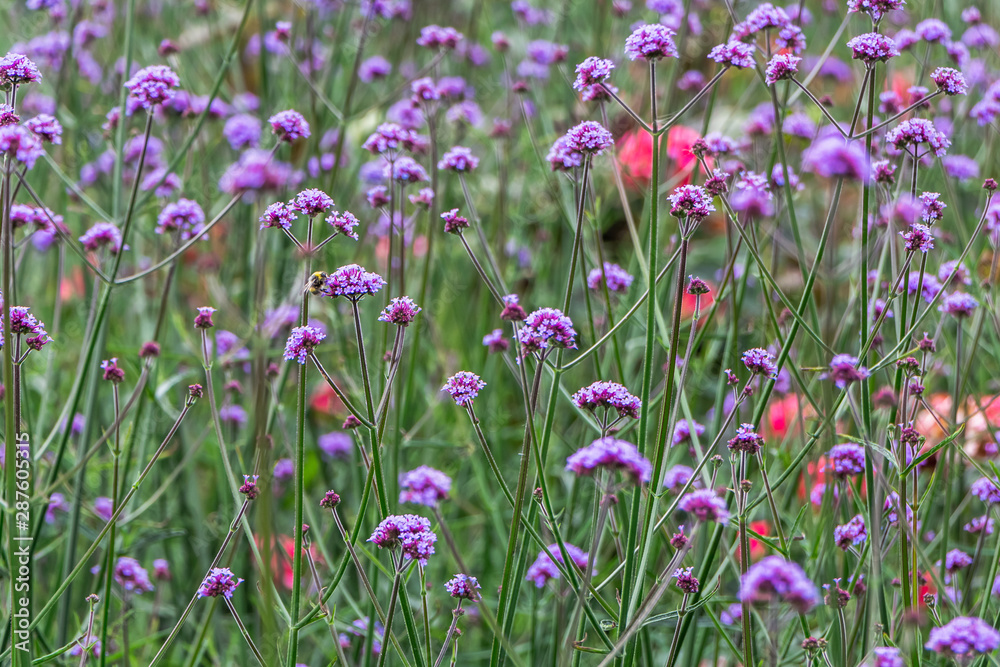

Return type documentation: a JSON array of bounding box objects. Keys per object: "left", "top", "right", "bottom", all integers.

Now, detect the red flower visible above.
[
  {"left": 310, "top": 381, "right": 345, "bottom": 416},
  {"left": 617, "top": 129, "right": 652, "bottom": 192}
]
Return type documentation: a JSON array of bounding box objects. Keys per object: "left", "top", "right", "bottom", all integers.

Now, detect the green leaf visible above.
[{"left": 902, "top": 424, "right": 965, "bottom": 476}]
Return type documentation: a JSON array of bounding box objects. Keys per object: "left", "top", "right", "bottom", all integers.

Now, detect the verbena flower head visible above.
[
  {"left": 931, "top": 67, "right": 968, "bottom": 95},
  {"left": 731, "top": 2, "right": 791, "bottom": 40},
  {"left": 742, "top": 347, "right": 777, "bottom": 376},
  {"left": 673, "top": 567, "right": 700, "bottom": 593},
  {"left": 25, "top": 114, "right": 61, "bottom": 144},
  {"left": 925, "top": 617, "right": 1000, "bottom": 660},
  {"left": 386, "top": 156, "right": 428, "bottom": 183},
  {"left": 101, "top": 358, "right": 125, "bottom": 384},
  {"left": 573, "top": 57, "right": 615, "bottom": 90},
  {"left": 939, "top": 292, "right": 978, "bottom": 318},
  {"left": 114, "top": 557, "right": 154, "bottom": 594},
  {"left": 915, "top": 18, "right": 951, "bottom": 43},
  {"left": 679, "top": 489, "right": 730, "bottom": 522},
  {"left": 846, "top": 33, "right": 899, "bottom": 64},
  {"left": 571, "top": 380, "right": 641, "bottom": 419},
  {"left": 846, "top": 0, "right": 904, "bottom": 22},
  {"left": 398, "top": 466, "right": 452, "bottom": 506},
  {"left": 268, "top": 109, "right": 310, "bottom": 142},
  {"left": 919, "top": 192, "right": 946, "bottom": 222},
  {"left": 362, "top": 123, "right": 415, "bottom": 155},
  {"left": 802, "top": 132, "right": 870, "bottom": 181},
  {"left": 946, "top": 549, "right": 973, "bottom": 572},
  {"left": 776, "top": 25, "right": 807, "bottom": 53},
  {"left": 326, "top": 210, "right": 360, "bottom": 240},
  {"left": 965, "top": 515, "right": 994, "bottom": 535},
  {"left": 900, "top": 223, "right": 935, "bottom": 253},
  {"left": 886, "top": 118, "right": 950, "bottom": 156},
  {"left": 445, "top": 574, "right": 482, "bottom": 601},
  {"left": 324, "top": 264, "right": 386, "bottom": 300},
  {"left": 625, "top": 24, "right": 679, "bottom": 61},
  {"left": 239, "top": 474, "right": 259, "bottom": 499},
  {"left": 379, "top": 297, "right": 421, "bottom": 327},
  {"left": 673, "top": 418, "right": 705, "bottom": 446},
  {"left": 834, "top": 514, "right": 868, "bottom": 549},
  {"left": 828, "top": 443, "right": 865, "bottom": 476},
  {"left": 587, "top": 263, "right": 634, "bottom": 294},
  {"left": 708, "top": 41, "right": 756, "bottom": 69},
  {"left": 664, "top": 465, "right": 695, "bottom": 491},
  {"left": 0, "top": 125, "right": 44, "bottom": 170},
  {"left": 124, "top": 65, "right": 180, "bottom": 109},
  {"left": 416, "top": 25, "right": 463, "bottom": 50},
  {"left": 739, "top": 556, "right": 820, "bottom": 612},
  {"left": 192, "top": 306, "right": 216, "bottom": 330},
  {"left": 79, "top": 222, "right": 125, "bottom": 253},
  {"left": 368, "top": 514, "right": 437, "bottom": 565},
  {"left": 482, "top": 328, "right": 509, "bottom": 354},
  {"left": 0, "top": 53, "right": 42, "bottom": 87},
  {"left": 223, "top": 114, "right": 262, "bottom": 150},
  {"left": 765, "top": 53, "right": 800, "bottom": 85},
  {"left": 441, "top": 208, "right": 469, "bottom": 234},
  {"left": 518, "top": 308, "right": 577, "bottom": 355},
  {"left": 526, "top": 543, "right": 590, "bottom": 588},
  {"left": 727, "top": 423, "right": 764, "bottom": 455},
  {"left": 828, "top": 353, "right": 869, "bottom": 388},
  {"left": 438, "top": 146, "right": 479, "bottom": 172},
  {"left": 668, "top": 184, "right": 716, "bottom": 221},
  {"left": 565, "top": 437, "right": 652, "bottom": 483},
  {"left": 442, "top": 371, "right": 485, "bottom": 406},
  {"left": 157, "top": 199, "right": 205, "bottom": 239},
  {"left": 283, "top": 325, "right": 325, "bottom": 364},
  {"left": 563, "top": 121, "right": 614, "bottom": 155},
  {"left": 868, "top": 646, "right": 903, "bottom": 667},
  {"left": 291, "top": 189, "right": 335, "bottom": 216},
  {"left": 501, "top": 294, "right": 527, "bottom": 322},
  {"left": 197, "top": 567, "right": 243, "bottom": 599}
]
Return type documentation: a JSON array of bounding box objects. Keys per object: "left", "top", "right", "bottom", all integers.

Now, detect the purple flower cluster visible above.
[
  {"left": 846, "top": 0, "right": 903, "bottom": 21},
  {"left": 444, "top": 574, "right": 482, "bottom": 601},
  {"left": 828, "top": 354, "right": 870, "bottom": 388},
  {"left": 739, "top": 556, "right": 820, "bottom": 612},
  {"left": 438, "top": 145, "right": 479, "bottom": 172},
  {"left": 156, "top": 199, "right": 205, "bottom": 240},
  {"left": 664, "top": 465, "right": 694, "bottom": 491},
  {"left": 846, "top": 33, "right": 900, "bottom": 64},
  {"left": 939, "top": 292, "right": 978, "bottom": 318},
  {"left": 625, "top": 24, "right": 678, "bottom": 61},
  {"left": 571, "top": 380, "right": 641, "bottom": 419},
  {"left": 931, "top": 67, "right": 968, "bottom": 95},
  {"left": 283, "top": 325, "right": 325, "bottom": 364},
  {"left": 673, "top": 419, "right": 705, "bottom": 446},
  {"left": 708, "top": 41, "right": 756, "bottom": 69},
  {"left": 565, "top": 437, "right": 652, "bottom": 483},
  {"left": 679, "top": 489, "right": 729, "bottom": 522},
  {"left": 25, "top": 114, "right": 61, "bottom": 144},
  {"left": 573, "top": 57, "right": 614, "bottom": 90},
  {"left": 198, "top": 568, "right": 243, "bottom": 599},
  {"left": 379, "top": 297, "right": 421, "bottom": 327},
  {"left": 765, "top": 53, "right": 800, "bottom": 85},
  {"left": 324, "top": 264, "right": 386, "bottom": 300},
  {"left": 668, "top": 184, "right": 716, "bottom": 221},
  {"left": 442, "top": 371, "right": 485, "bottom": 406},
  {"left": 742, "top": 347, "right": 777, "bottom": 376},
  {"left": 368, "top": 514, "right": 437, "bottom": 565},
  {"left": 972, "top": 477, "right": 1000, "bottom": 504},
  {"left": 114, "top": 557, "right": 154, "bottom": 594},
  {"left": 828, "top": 443, "right": 865, "bottom": 476},
  {"left": 834, "top": 514, "right": 868, "bottom": 549},
  {"left": 0, "top": 125, "right": 44, "bottom": 170},
  {"left": 0, "top": 52, "right": 42, "bottom": 86},
  {"left": 900, "top": 223, "right": 935, "bottom": 253},
  {"left": 731, "top": 3, "right": 791, "bottom": 40},
  {"left": 526, "top": 543, "right": 590, "bottom": 588},
  {"left": 727, "top": 423, "right": 765, "bottom": 455},
  {"left": 925, "top": 617, "right": 1000, "bottom": 659},
  {"left": 79, "top": 222, "right": 125, "bottom": 253},
  {"left": 124, "top": 65, "right": 179, "bottom": 109},
  {"left": 398, "top": 466, "right": 452, "bottom": 507},
  {"left": 517, "top": 308, "right": 577, "bottom": 355},
  {"left": 441, "top": 208, "right": 469, "bottom": 234},
  {"left": 587, "top": 263, "right": 634, "bottom": 294},
  {"left": 416, "top": 25, "right": 463, "bottom": 50},
  {"left": 268, "top": 109, "right": 310, "bottom": 142},
  {"left": 327, "top": 211, "right": 360, "bottom": 240},
  {"left": 886, "top": 118, "right": 950, "bottom": 157}
]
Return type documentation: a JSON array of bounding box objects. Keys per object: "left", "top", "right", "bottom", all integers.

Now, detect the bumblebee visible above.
[{"left": 305, "top": 271, "right": 329, "bottom": 295}]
